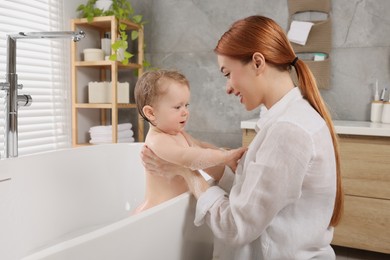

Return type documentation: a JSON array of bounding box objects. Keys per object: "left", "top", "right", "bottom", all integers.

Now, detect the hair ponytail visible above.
[{"left": 293, "top": 59, "right": 343, "bottom": 227}]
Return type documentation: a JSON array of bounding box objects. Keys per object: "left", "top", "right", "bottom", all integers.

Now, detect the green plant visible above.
[{"left": 76, "top": 0, "right": 147, "bottom": 65}]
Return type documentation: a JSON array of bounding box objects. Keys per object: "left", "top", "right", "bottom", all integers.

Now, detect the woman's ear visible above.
[
  {"left": 252, "top": 52, "right": 265, "bottom": 74},
  {"left": 142, "top": 105, "right": 155, "bottom": 122}
]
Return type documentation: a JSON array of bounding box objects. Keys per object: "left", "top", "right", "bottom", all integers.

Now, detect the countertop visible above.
[{"left": 240, "top": 119, "right": 390, "bottom": 137}]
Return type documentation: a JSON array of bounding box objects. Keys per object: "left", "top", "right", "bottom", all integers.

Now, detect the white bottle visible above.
[
  {"left": 101, "top": 33, "right": 111, "bottom": 59},
  {"left": 381, "top": 102, "right": 390, "bottom": 124},
  {"left": 370, "top": 80, "right": 383, "bottom": 123},
  {"left": 371, "top": 101, "right": 384, "bottom": 123}
]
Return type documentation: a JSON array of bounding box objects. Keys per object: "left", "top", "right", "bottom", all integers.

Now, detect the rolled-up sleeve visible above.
[
  {"left": 217, "top": 166, "right": 235, "bottom": 192},
  {"left": 194, "top": 186, "right": 228, "bottom": 226}
]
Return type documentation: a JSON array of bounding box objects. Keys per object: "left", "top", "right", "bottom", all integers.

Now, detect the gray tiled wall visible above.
[{"left": 133, "top": 0, "right": 390, "bottom": 148}]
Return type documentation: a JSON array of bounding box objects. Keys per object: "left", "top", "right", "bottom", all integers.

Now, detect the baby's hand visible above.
[{"left": 225, "top": 147, "right": 247, "bottom": 172}]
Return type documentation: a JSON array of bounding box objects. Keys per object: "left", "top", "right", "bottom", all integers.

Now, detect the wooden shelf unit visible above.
[{"left": 71, "top": 16, "right": 144, "bottom": 146}]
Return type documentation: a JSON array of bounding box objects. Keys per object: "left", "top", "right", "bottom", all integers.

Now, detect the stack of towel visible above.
[{"left": 89, "top": 123, "right": 135, "bottom": 144}]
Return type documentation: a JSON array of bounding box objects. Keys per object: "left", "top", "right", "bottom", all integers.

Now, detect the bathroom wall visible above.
[{"left": 65, "top": 0, "right": 390, "bottom": 148}]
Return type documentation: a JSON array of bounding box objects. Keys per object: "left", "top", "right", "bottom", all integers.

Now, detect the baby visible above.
[{"left": 133, "top": 69, "right": 246, "bottom": 213}]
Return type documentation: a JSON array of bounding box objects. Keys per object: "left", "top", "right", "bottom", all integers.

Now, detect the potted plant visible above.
[{"left": 76, "top": 0, "right": 148, "bottom": 66}]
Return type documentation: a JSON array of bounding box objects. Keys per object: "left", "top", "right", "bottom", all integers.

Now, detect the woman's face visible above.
[
  {"left": 217, "top": 55, "right": 263, "bottom": 111},
  {"left": 153, "top": 80, "right": 190, "bottom": 135}
]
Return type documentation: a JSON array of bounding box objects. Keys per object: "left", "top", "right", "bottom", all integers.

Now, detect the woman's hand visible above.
[
  {"left": 141, "top": 145, "right": 187, "bottom": 179},
  {"left": 141, "top": 145, "right": 210, "bottom": 199},
  {"left": 225, "top": 147, "right": 247, "bottom": 172}
]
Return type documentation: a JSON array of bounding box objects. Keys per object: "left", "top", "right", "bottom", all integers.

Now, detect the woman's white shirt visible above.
[{"left": 195, "top": 87, "right": 336, "bottom": 260}]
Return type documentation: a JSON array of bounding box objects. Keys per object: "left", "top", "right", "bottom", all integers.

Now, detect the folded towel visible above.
[
  {"left": 89, "top": 137, "right": 135, "bottom": 144},
  {"left": 287, "top": 20, "right": 314, "bottom": 45},
  {"left": 89, "top": 123, "right": 132, "bottom": 133},
  {"left": 91, "top": 136, "right": 134, "bottom": 142}
]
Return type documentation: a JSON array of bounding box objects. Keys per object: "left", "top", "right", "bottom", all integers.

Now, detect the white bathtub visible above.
[{"left": 0, "top": 143, "right": 213, "bottom": 260}]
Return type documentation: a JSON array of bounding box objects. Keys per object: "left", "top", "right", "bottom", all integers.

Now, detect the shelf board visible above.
[
  {"left": 74, "top": 60, "right": 141, "bottom": 69},
  {"left": 118, "top": 103, "right": 137, "bottom": 109},
  {"left": 74, "top": 143, "right": 93, "bottom": 147},
  {"left": 75, "top": 103, "right": 137, "bottom": 109},
  {"left": 72, "top": 16, "right": 140, "bottom": 31}
]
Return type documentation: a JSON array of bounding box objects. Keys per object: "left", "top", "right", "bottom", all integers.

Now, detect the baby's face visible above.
[{"left": 153, "top": 81, "right": 190, "bottom": 135}]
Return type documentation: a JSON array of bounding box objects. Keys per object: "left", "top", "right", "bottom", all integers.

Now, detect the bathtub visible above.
[{"left": 0, "top": 143, "right": 213, "bottom": 260}]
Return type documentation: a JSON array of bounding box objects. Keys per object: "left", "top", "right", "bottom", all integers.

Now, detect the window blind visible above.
[{"left": 0, "top": 0, "right": 71, "bottom": 157}]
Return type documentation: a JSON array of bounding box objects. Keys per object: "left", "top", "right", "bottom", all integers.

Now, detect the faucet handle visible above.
[
  {"left": 0, "top": 82, "right": 21, "bottom": 90},
  {"left": 17, "top": 94, "right": 32, "bottom": 107},
  {"left": 0, "top": 82, "right": 10, "bottom": 90}
]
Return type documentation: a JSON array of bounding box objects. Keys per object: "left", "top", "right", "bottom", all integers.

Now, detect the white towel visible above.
[
  {"left": 89, "top": 137, "right": 135, "bottom": 144},
  {"left": 287, "top": 20, "right": 314, "bottom": 46},
  {"left": 89, "top": 123, "right": 134, "bottom": 144}
]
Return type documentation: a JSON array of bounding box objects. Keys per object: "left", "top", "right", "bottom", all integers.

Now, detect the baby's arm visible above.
[
  {"left": 149, "top": 134, "right": 246, "bottom": 171},
  {"left": 181, "top": 130, "right": 244, "bottom": 172},
  {"left": 181, "top": 131, "right": 218, "bottom": 149}
]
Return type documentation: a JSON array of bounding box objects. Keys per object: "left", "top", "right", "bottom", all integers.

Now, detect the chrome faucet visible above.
[{"left": 0, "top": 31, "right": 85, "bottom": 158}]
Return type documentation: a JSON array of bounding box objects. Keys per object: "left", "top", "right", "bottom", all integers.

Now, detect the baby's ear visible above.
[{"left": 142, "top": 105, "right": 155, "bottom": 122}]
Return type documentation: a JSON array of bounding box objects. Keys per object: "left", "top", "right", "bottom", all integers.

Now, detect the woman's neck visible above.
[{"left": 263, "top": 67, "right": 295, "bottom": 109}]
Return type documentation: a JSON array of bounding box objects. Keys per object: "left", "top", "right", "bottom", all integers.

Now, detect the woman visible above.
[{"left": 142, "top": 15, "right": 343, "bottom": 259}]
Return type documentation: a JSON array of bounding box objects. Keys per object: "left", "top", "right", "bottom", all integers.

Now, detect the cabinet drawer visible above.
[
  {"left": 332, "top": 195, "right": 390, "bottom": 254},
  {"left": 242, "top": 129, "right": 256, "bottom": 147},
  {"left": 339, "top": 135, "right": 390, "bottom": 200}
]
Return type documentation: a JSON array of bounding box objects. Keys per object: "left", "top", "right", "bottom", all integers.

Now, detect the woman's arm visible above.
[
  {"left": 203, "top": 165, "right": 226, "bottom": 182},
  {"left": 181, "top": 170, "right": 210, "bottom": 199}
]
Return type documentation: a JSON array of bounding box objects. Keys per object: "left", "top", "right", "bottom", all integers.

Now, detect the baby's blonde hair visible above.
[{"left": 134, "top": 69, "right": 190, "bottom": 123}]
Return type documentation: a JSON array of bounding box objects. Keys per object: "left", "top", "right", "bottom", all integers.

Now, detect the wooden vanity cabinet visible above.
[
  {"left": 242, "top": 130, "right": 390, "bottom": 254},
  {"left": 331, "top": 135, "right": 390, "bottom": 254},
  {"left": 242, "top": 129, "right": 256, "bottom": 148}
]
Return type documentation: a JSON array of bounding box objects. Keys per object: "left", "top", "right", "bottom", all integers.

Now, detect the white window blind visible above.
[{"left": 0, "top": 0, "right": 71, "bottom": 157}]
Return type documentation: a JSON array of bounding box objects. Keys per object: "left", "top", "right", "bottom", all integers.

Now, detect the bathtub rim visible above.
[
  {"left": 22, "top": 192, "right": 194, "bottom": 260},
  {"left": 0, "top": 143, "right": 144, "bottom": 182}
]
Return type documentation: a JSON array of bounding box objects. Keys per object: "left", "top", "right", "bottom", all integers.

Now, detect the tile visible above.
[{"left": 333, "top": 0, "right": 390, "bottom": 48}]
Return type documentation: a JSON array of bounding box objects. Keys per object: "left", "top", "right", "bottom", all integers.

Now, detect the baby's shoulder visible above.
[{"left": 146, "top": 131, "right": 180, "bottom": 148}]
